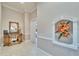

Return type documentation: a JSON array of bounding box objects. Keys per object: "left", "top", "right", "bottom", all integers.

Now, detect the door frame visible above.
[{"left": 30, "top": 18, "right": 37, "bottom": 46}]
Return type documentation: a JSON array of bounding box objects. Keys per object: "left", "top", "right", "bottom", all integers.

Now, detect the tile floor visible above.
[{"left": 0, "top": 40, "right": 49, "bottom": 56}]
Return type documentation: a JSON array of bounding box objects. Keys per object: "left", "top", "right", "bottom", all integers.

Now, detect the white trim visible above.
[
  {"left": 38, "top": 36, "right": 52, "bottom": 40},
  {"left": 38, "top": 35, "right": 78, "bottom": 50},
  {"left": 37, "top": 48, "right": 52, "bottom": 56}
]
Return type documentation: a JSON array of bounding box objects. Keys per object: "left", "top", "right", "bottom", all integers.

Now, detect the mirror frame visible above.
[{"left": 9, "top": 22, "right": 19, "bottom": 33}]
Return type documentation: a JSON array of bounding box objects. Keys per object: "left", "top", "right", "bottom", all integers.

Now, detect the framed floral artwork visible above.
[
  {"left": 55, "top": 20, "right": 73, "bottom": 44},
  {"left": 52, "top": 16, "right": 78, "bottom": 49}
]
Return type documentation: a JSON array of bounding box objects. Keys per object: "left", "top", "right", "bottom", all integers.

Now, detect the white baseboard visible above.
[{"left": 37, "top": 48, "right": 52, "bottom": 56}]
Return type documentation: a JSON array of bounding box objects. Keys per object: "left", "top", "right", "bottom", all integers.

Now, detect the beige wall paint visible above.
[
  {"left": 0, "top": 3, "right": 2, "bottom": 45},
  {"left": 24, "top": 12, "right": 30, "bottom": 40},
  {"left": 2, "top": 6, "right": 25, "bottom": 41},
  {"left": 0, "top": 3, "right": 36, "bottom": 45},
  {"left": 0, "top": 5, "right": 33, "bottom": 44},
  {"left": 37, "top": 2, "right": 79, "bottom": 55},
  {"left": 30, "top": 9, "right": 37, "bottom": 20},
  {"left": 24, "top": 10, "right": 37, "bottom": 40}
]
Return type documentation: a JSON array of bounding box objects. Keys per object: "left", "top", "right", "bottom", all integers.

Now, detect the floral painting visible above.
[{"left": 55, "top": 20, "right": 73, "bottom": 44}]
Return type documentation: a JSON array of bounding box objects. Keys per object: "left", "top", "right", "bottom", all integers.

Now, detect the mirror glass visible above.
[{"left": 9, "top": 22, "right": 19, "bottom": 33}]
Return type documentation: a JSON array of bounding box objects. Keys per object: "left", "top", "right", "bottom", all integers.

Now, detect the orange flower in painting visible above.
[{"left": 56, "top": 21, "right": 70, "bottom": 39}]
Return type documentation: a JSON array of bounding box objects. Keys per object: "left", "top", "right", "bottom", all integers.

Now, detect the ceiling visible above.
[{"left": 2, "top": 2, "right": 37, "bottom": 13}]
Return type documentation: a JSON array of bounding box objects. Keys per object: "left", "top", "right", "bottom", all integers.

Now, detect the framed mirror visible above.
[{"left": 9, "top": 22, "right": 19, "bottom": 33}]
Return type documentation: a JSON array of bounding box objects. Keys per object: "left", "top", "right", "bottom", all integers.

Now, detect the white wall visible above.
[{"left": 37, "top": 2, "right": 79, "bottom": 56}]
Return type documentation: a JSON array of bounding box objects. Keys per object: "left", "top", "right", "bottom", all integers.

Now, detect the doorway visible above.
[{"left": 30, "top": 19, "right": 37, "bottom": 45}]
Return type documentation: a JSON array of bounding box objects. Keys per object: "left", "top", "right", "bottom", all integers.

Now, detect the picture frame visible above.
[
  {"left": 9, "top": 22, "right": 19, "bottom": 33},
  {"left": 52, "top": 16, "right": 78, "bottom": 50}
]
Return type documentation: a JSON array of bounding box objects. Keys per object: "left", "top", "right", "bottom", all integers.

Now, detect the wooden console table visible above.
[
  {"left": 3, "top": 32, "right": 23, "bottom": 46},
  {"left": 3, "top": 35, "right": 11, "bottom": 46}
]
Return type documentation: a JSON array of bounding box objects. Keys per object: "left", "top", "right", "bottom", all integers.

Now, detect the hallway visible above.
[
  {"left": 0, "top": 2, "right": 79, "bottom": 56},
  {"left": 0, "top": 40, "right": 48, "bottom": 56}
]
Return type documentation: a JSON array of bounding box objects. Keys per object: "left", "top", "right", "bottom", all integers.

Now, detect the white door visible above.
[{"left": 30, "top": 20, "right": 37, "bottom": 44}]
